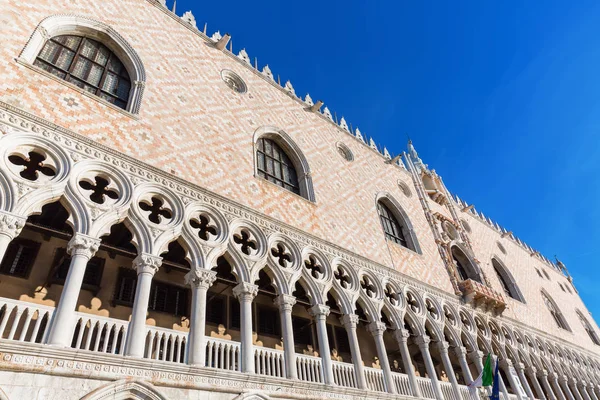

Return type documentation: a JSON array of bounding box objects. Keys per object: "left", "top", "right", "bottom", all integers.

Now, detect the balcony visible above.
[
  {"left": 459, "top": 279, "right": 506, "bottom": 314},
  {"left": 0, "top": 297, "right": 477, "bottom": 400}
]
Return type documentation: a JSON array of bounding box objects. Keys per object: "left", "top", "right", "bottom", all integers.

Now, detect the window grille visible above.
[
  {"left": 256, "top": 138, "right": 300, "bottom": 195},
  {"left": 0, "top": 239, "right": 40, "bottom": 278},
  {"left": 377, "top": 201, "right": 408, "bottom": 247}
]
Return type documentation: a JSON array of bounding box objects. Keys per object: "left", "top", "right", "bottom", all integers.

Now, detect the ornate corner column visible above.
[
  {"left": 500, "top": 359, "right": 524, "bottom": 400},
  {"left": 274, "top": 294, "right": 297, "bottom": 379},
  {"left": 341, "top": 314, "right": 367, "bottom": 389},
  {"left": 394, "top": 329, "right": 422, "bottom": 398},
  {"left": 525, "top": 366, "right": 547, "bottom": 400},
  {"left": 185, "top": 269, "right": 217, "bottom": 366},
  {"left": 0, "top": 211, "right": 26, "bottom": 262},
  {"left": 46, "top": 233, "right": 101, "bottom": 346},
  {"left": 309, "top": 304, "right": 334, "bottom": 385},
  {"left": 368, "top": 321, "right": 396, "bottom": 394},
  {"left": 415, "top": 335, "right": 444, "bottom": 400},
  {"left": 437, "top": 341, "right": 463, "bottom": 400},
  {"left": 233, "top": 282, "right": 258, "bottom": 374},
  {"left": 454, "top": 346, "right": 474, "bottom": 384},
  {"left": 124, "top": 254, "right": 161, "bottom": 358}
]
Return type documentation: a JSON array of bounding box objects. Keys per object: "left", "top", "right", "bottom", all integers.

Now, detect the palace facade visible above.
[{"left": 0, "top": 1, "right": 598, "bottom": 399}]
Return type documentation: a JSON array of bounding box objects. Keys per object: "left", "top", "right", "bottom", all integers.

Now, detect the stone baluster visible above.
[
  {"left": 125, "top": 254, "right": 162, "bottom": 357},
  {"left": 437, "top": 341, "right": 463, "bottom": 400},
  {"left": 455, "top": 346, "right": 474, "bottom": 384},
  {"left": 415, "top": 335, "right": 444, "bottom": 400},
  {"left": 275, "top": 294, "right": 297, "bottom": 379},
  {"left": 186, "top": 269, "right": 217, "bottom": 366},
  {"left": 0, "top": 211, "right": 26, "bottom": 263},
  {"left": 46, "top": 233, "right": 101, "bottom": 346},
  {"left": 341, "top": 314, "right": 367, "bottom": 389},
  {"left": 233, "top": 282, "right": 258, "bottom": 373},
  {"left": 395, "top": 329, "right": 422, "bottom": 398},
  {"left": 368, "top": 321, "right": 396, "bottom": 394},
  {"left": 309, "top": 304, "right": 334, "bottom": 385}
]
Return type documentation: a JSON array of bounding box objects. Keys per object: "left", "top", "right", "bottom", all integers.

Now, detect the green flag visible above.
[{"left": 482, "top": 354, "right": 494, "bottom": 387}]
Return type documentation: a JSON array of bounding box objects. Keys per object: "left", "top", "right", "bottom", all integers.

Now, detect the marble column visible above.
[
  {"left": 469, "top": 350, "right": 485, "bottom": 373},
  {"left": 585, "top": 383, "right": 599, "bottom": 400},
  {"left": 369, "top": 321, "right": 396, "bottom": 394},
  {"left": 526, "top": 366, "right": 547, "bottom": 400},
  {"left": 185, "top": 269, "right": 216, "bottom": 366},
  {"left": 0, "top": 211, "right": 26, "bottom": 263},
  {"left": 539, "top": 370, "right": 558, "bottom": 400},
  {"left": 395, "top": 329, "right": 421, "bottom": 398},
  {"left": 232, "top": 282, "right": 258, "bottom": 374},
  {"left": 578, "top": 382, "right": 592, "bottom": 400},
  {"left": 309, "top": 304, "right": 335, "bottom": 385},
  {"left": 501, "top": 359, "right": 524, "bottom": 400},
  {"left": 437, "top": 341, "right": 463, "bottom": 400},
  {"left": 515, "top": 363, "right": 535, "bottom": 400},
  {"left": 558, "top": 376, "right": 577, "bottom": 400},
  {"left": 341, "top": 314, "right": 367, "bottom": 389},
  {"left": 455, "top": 346, "right": 474, "bottom": 384},
  {"left": 549, "top": 373, "right": 568, "bottom": 400},
  {"left": 46, "top": 233, "right": 100, "bottom": 346},
  {"left": 275, "top": 294, "right": 297, "bottom": 379},
  {"left": 415, "top": 335, "right": 444, "bottom": 400},
  {"left": 125, "top": 254, "right": 162, "bottom": 357}
]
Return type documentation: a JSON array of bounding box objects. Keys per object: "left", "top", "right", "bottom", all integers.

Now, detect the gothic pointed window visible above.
[
  {"left": 377, "top": 201, "right": 408, "bottom": 247},
  {"left": 578, "top": 311, "right": 600, "bottom": 346},
  {"left": 542, "top": 291, "right": 570, "bottom": 331},
  {"left": 450, "top": 245, "right": 482, "bottom": 283},
  {"left": 492, "top": 258, "right": 524, "bottom": 302},
  {"left": 34, "top": 35, "right": 131, "bottom": 109},
  {"left": 256, "top": 138, "right": 300, "bottom": 195}
]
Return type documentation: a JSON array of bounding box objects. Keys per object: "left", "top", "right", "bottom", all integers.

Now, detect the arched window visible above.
[
  {"left": 377, "top": 201, "right": 407, "bottom": 247},
  {"left": 577, "top": 311, "right": 600, "bottom": 346},
  {"left": 450, "top": 246, "right": 482, "bottom": 283},
  {"left": 542, "top": 291, "right": 570, "bottom": 331},
  {"left": 34, "top": 35, "right": 131, "bottom": 109},
  {"left": 256, "top": 138, "right": 300, "bottom": 195},
  {"left": 492, "top": 258, "right": 524, "bottom": 302}
]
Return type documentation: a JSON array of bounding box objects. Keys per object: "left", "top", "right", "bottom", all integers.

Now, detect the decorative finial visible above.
[{"left": 339, "top": 117, "right": 349, "bottom": 132}]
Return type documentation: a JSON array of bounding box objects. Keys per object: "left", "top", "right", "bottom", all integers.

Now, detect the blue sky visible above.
[{"left": 172, "top": 1, "right": 600, "bottom": 320}]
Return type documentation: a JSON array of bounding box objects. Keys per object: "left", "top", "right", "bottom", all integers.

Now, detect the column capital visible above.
[
  {"left": 468, "top": 350, "right": 484, "bottom": 362},
  {"left": 514, "top": 362, "right": 525, "bottom": 372},
  {"left": 436, "top": 340, "right": 450, "bottom": 353},
  {"left": 454, "top": 346, "right": 468, "bottom": 357},
  {"left": 232, "top": 282, "right": 258, "bottom": 301},
  {"left": 414, "top": 334, "right": 431, "bottom": 348},
  {"left": 538, "top": 369, "right": 549, "bottom": 379},
  {"left": 528, "top": 366, "right": 538, "bottom": 375},
  {"left": 274, "top": 294, "right": 296, "bottom": 311},
  {"left": 309, "top": 304, "right": 330, "bottom": 319},
  {"left": 185, "top": 269, "right": 217, "bottom": 290},
  {"left": 67, "top": 233, "right": 101, "bottom": 259},
  {"left": 133, "top": 253, "right": 162, "bottom": 275},
  {"left": 499, "top": 359, "right": 513, "bottom": 369},
  {"left": 0, "top": 211, "right": 26, "bottom": 240},
  {"left": 368, "top": 321, "right": 387, "bottom": 336},
  {"left": 394, "top": 328, "right": 411, "bottom": 343},
  {"left": 340, "top": 313, "right": 359, "bottom": 329}
]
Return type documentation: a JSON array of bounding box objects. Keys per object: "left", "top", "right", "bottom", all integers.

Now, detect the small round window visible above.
[
  {"left": 497, "top": 241, "right": 507, "bottom": 255},
  {"left": 398, "top": 181, "right": 412, "bottom": 198},
  {"left": 336, "top": 142, "right": 353, "bottom": 162},
  {"left": 221, "top": 69, "right": 247, "bottom": 93}
]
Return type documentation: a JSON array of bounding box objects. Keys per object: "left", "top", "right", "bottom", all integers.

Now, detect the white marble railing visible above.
[
  {"left": 458, "top": 384, "right": 474, "bottom": 400},
  {"left": 296, "top": 353, "right": 323, "bottom": 383},
  {"left": 365, "top": 366, "right": 385, "bottom": 392},
  {"left": 144, "top": 325, "right": 187, "bottom": 363},
  {"left": 0, "top": 297, "right": 54, "bottom": 343},
  {"left": 332, "top": 360, "right": 357, "bottom": 388},
  {"left": 416, "top": 376, "right": 437, "bottom": 399},
  {"left": 441, "top": 381, "right": 459, "bottom": 400},
  {"left": 392, "top": 371, "right": 413, "bottom": 396},
  {"left": 507, "top": 394, "right": 519, "bottom": 400},
  {"left": 205, "top": 336, "right": 241, "bottom": 372},
  {"left": 254, "top": 346, "right": 285, "bottom": 378},
  {"left": 72, "top": 312, "right": 128, "bottom": 354}
]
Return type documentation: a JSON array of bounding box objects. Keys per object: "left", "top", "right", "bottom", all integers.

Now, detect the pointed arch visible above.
[
  {"left": 491, "top": 257, "right": 525, "bottom": 303},
  {"left": 450, "top": 244, "right": 482, "bottom": 283},
  {"left": 577, "top": 310, "right": 600, "bottom": 346},
  {"left": 375, "top": 192, "right": 421, "bottom": 253},
  {"left": 253, "top": 126, "right": 315, "bottom": 201},
  {"left": 81, "top": 379, "right": 166, "bottom": 400},
  {"left": 20, "top": 15, "right": 146, "bottom": 114}
]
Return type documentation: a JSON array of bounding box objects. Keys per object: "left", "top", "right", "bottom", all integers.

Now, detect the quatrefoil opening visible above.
[
  {"left": 304, "top": 255, "right": 324, "bottom": 280},
  {"left": 334, "top": 266, "right": 352, "bottom": 290},
  {"left": 190, "top": 214, "right": 218, "bottom": 241},
  {"left": 271, "top": 243, "right": 292, "bottom": 268},
  {"left": 384, "top": 284, "right": 399, "bottom": 306},
  {"left": 234, "top": 229, "right": 257, "bottom": 256},
  {"left": 360, "top": 276, "right": 377, "bottom": 299},
  {"left": 8, "top": 150, "right": 56, "bottom": 181},
  {"left": 139, "top": 196, "right": 173, "bottom": 224},
  {"left": 79, "top": 176, "right": 119, "bottom": 205}
]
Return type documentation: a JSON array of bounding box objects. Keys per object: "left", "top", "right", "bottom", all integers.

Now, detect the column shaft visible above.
[
  {"left": 416, "top": 336, "right": 444, "bottom": 400},
  {"left": 396, "top": 329, "right": 421, "bottom": 398},
  {"left": 276, "top": 294, "right": 297, "bottom": 380},
  {"left": 579, "top": 385, "right": 592, "bottom": 400},
  {"left": 515, "top": 365, "right": 536, "bottom": 400},
  {"left": 342, "top": 314, "right": 367, "bottom": 389},
  {"left": 528, "top": 369, "right": 547, "bottom": 400},
  {"left": 125, "top": 254, "right": 161, "bottom": 357},
  {"left": 233, "top": 282, "right": 258, "bottom": 374},
  {"left": 310, "top": 305, "right": 334, "bottom": 385},
  {"left": 438, "top": 341, "right": 463, "bottom": 400},
  {"left": 502, "top": 361, "right": 524, "bottom": 400},
  {"left": 46, "top": 234, "right": 100, "bottom": 346},
  {"left": 560, "top": 378, "right": 576, "bottom": 400},
  {"left": 455, "top": 347, "right": 474, "bottom": 384},
  {"left": 540, "top": 373, "right": 558, "bottom": 400},
  {"left": 369, "top": 322, "right": 396, "bottom": 394},
  {"left": 186, "top": 270, "right": 216, "bottom": 366},
  {"left": 551, "top": 376, "right": 568, "bottom": 400}
]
